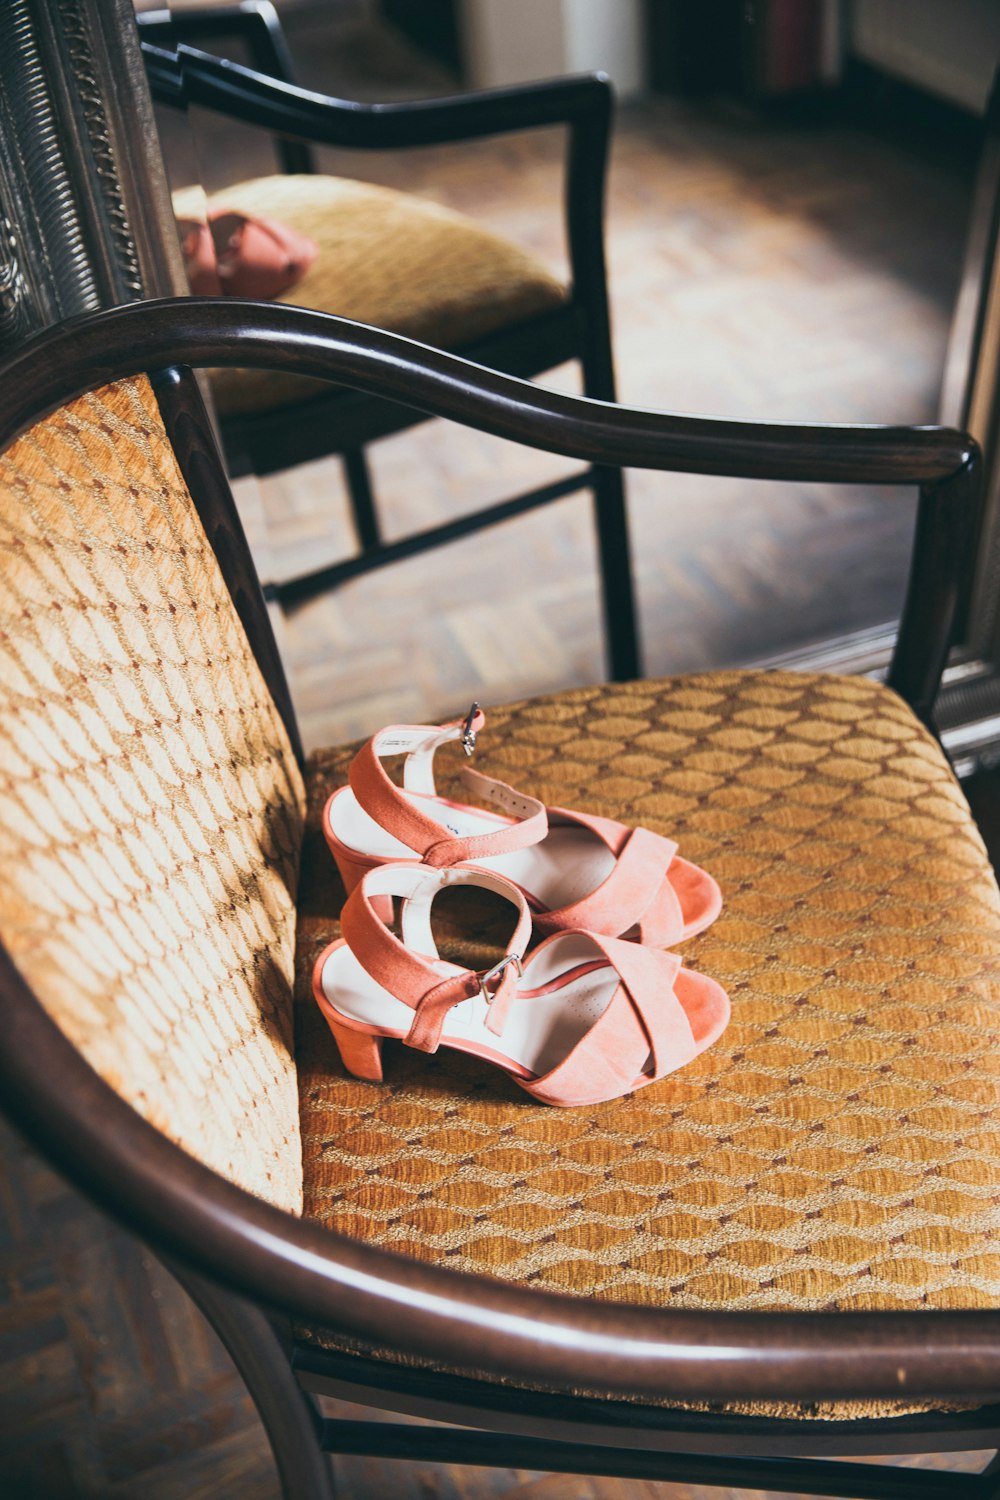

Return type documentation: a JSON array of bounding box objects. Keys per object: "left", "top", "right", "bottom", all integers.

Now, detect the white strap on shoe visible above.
[
  {"left": 349, "top": 710, "right": 548, "bottom": 868},
  {"left": 340, "top": 864, "right": 533, "bottom": 1047}
]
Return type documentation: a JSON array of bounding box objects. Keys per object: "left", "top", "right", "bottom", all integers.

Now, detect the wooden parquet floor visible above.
[{"left": 1, "top": 6, "right": 990, "bottom": 1497}]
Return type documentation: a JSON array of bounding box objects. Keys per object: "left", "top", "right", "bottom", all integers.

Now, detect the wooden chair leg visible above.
[
  {"left": 591, "top": 462, "right": 641, "bottom": 682},
  {"left": 342, "top": 446, "right": 382, "bottom": 551},
  {"left": 168, "top": 1262, "right": 336, "bottom": 1500},
  {"left": 576, "top": 296, "right": 642, "bottom": 682}
]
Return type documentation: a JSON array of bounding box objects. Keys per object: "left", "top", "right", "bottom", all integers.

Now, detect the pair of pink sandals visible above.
[{"left": 313, "top": 707, "right": 730, "bottom": 1108}]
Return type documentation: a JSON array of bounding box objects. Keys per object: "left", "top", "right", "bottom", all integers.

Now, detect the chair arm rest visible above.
[
  {"left": 140, "top": 41, "right": 187, "bottom": 110},
  {"left": 140, "top": 39, "right": 614, "bottom": 353},
  {"left": 4, "top": 299, "right": 975, "bottom": 487},
  {"left": 138, "top": 2, "right": 299, "bottom": 87},
  {"left": 139, "top": 6, "right": 313, "bottom": 173},
  {"left": 156, "top": 41, "right": 613, "bottom": 150}
]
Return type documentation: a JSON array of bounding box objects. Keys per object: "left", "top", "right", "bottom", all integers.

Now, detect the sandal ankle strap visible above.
[
  {"left": 340, "top": 864, "right": 533, "bottom": 1051},
  {"left": 349, "top": 712, "right": 548, "bottom": 867}
]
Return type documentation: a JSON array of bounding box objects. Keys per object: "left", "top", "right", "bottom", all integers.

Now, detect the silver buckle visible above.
[
  {"left": 478, "top": 952, "right": 523, "bottom": 1004},
  {"left": 461, "top": 702, "right": 479, "bottom": 757}
]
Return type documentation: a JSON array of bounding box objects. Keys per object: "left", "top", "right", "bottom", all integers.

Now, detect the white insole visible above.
[
  {"left": 318, "top": 933, "right": 652, "bottom": 1078},
  {"left": 331, "top": 790, "right": 618, "bottom": 911}
]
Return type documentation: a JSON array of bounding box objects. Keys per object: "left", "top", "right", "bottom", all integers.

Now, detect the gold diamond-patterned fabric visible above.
[
  {"left": 173, "top": 174, "right": 567, "bottom": 416},
  {"left": 295, "top": 674, "right": 1000, "bottom": 1415},
  {"left": 0, "top": 378, "right": 306, "bottom": 1213}
]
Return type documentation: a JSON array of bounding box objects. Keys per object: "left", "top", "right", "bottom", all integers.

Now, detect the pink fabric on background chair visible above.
[{"left": 179, "top": 209, "right": 318, "bottom": 299}]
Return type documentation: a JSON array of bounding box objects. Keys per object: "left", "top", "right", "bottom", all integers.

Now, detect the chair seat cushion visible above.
[
  {"left": 174, "top": 175, "right": 566, "bottom": 416},
  {"left": 293, "top": 672, "right": 1000, "bottom": 1417}
]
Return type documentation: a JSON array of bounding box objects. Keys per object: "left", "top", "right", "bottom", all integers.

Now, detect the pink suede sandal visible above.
[
  {"left": 178, "top": 210, "right": 318, "bottom": 299},
  {"left": 312, "top": 864, "right": 730, "bottom": 1107},
  {"left": 210, "top": 211, "right": 318, "bottom": 299},
  {"left": 322, "top": 708, "right": 722, "bottom": 946}
]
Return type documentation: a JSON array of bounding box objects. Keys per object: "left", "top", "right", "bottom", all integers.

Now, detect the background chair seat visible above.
[
  {"left": 294, "top": 672, "right": 1000, "bottom": 1421},
  {"left": 174, "top": 174, "right": 567, "bottom": 416}
]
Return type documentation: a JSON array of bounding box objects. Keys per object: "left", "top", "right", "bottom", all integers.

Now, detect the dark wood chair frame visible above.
[
  {"left": 1, "top": 294, "right": 996, "bottom": 1500},
  {"left": 137, "top": 0, "right": 641, "bottom": 683}
]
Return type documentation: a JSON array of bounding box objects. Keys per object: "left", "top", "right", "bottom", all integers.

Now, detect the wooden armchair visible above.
[
  {"left": 137, "top": 1, "right": 640, "bottom": 682},
  {"left": 2, "top": 296, "right": 1000, "bottom": 1500}
]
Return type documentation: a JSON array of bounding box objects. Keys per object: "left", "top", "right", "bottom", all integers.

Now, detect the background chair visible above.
[
  {"left": 137, "top": 1, "right": 640, "bottom": 683},
  {"left": 2, "top": 295, "right": 1000, "bottom": 1500}
]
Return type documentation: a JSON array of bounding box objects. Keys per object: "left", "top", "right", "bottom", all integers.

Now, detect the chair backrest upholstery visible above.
[{"left": 0, "top": 375, "right": 306, "bottom": 1213}]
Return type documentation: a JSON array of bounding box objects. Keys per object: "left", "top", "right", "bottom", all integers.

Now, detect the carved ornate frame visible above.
[{"left": 0, "top": 0, "right": 184, "bottom": 348}]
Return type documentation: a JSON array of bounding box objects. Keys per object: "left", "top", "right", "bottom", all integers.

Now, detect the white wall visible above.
[
  {"left": 851, "top": 0, "right": 1000, "bottom": 114},
  {"left": 460, "top": 0, "right": 645, "bottom": 99}
]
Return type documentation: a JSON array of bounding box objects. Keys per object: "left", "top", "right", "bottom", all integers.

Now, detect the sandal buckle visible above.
[
  {"left": 461, "top": 702, "right": 479, "bottom": 757},
  {"left": 479, "top": 952, "right": 523, "bottom": 1004}
]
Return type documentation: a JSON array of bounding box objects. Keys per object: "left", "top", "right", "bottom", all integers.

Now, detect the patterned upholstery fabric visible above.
[
  {"left": 295, "top": 673, "right": 1000, "bottom": 1416},
  {"left": 173, "top": 174, "right": 567, "bottom": 416},
  {"left": 0, "top": 379, "right": 306, "bottom": 1213}
]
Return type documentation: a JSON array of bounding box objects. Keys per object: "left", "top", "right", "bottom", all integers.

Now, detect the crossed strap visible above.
[
  {"left": 526, "top": 933, "right": 698, "bottom": 1102},
  {"left": 339, "top": 864, "right": 534, "bottom": 1053},
  {"left": 531, "top": 814, "right": 685, "bottom": 946},
  {"left": 349, "top": 711, "right": 548, "bottom": 868}
]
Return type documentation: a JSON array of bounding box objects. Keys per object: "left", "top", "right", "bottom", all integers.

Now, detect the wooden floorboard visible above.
[{"left": 1, "top": 4, "right": 992, "bottom": 1497}]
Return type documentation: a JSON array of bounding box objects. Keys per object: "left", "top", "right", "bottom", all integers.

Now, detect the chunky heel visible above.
[
  {"left": 329, "top": 1020, "right": 384, "bottom": 1082},
  {"left": 331, "top": 846, "right": 374, "bottom": 894},
  {"left": 331, "top": 847, "right": 393, "bottom": 924}
]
